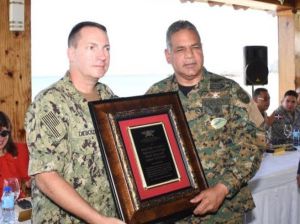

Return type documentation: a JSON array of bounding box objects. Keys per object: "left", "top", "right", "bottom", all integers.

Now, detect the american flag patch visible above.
[{"left": 41, "top": 112, "right": 62, "bottom": 138}]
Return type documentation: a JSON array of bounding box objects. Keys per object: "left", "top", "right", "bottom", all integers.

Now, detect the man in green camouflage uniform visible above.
[
  {"left": 25, "top": 22, "right": 124, "bottom": 224},
  {"left": 270, "top": 90, "right": 300, "bottom": 145},
  {"left": 146, "top": 20, "right": 264, "bottom": 224}
]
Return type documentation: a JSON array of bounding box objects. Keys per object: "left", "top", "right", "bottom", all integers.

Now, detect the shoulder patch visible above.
[
  {"left": 41, "top": 111, "right": 65, "bottom": 138},
  {"left": 236, "top": 87, "right": 250, "bottom": 104}
]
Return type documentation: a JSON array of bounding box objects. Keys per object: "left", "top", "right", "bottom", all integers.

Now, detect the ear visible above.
[
  {"left": 67, "top": 47, "right": 75, "bottom": 62},
  {"left": 165, "top": 48, "right": 172, "bottom": 64}
]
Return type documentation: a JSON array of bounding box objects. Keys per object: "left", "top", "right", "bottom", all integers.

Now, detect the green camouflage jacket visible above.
[
  {"left": 146, "top": 69, "right": 263, "bottom": 224},
  {"left": 25, "top": 73, "right": 117, "bottom": 223},
  {"left": 270, "top": 105, "right": 300, "bottom": 145}
]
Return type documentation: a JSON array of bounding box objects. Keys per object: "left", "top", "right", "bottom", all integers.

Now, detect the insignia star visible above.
[
  {"left": 211, "top": 92, "right": 220, "bottom": 98},
  {"left": 274, "top": 114, "right": 283, "bottom": 119}
]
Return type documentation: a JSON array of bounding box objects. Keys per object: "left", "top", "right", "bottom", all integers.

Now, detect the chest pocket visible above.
[{"left": 202, "top": 97, "right": 230, "bottom": 117}]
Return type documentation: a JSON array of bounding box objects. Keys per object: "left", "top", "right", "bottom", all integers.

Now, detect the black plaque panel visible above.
[{"left": 129, "top": 122, "right": 179, "bottom": 187}]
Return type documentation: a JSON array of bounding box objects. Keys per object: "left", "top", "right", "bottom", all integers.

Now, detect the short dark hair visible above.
[
  {"left": 0, "top": 111, "right": 17, "bottom": 157},
  {"left": 166, "top": 20, "right": 201, "bottom": 50},
  {"left": 68, "top": 21, "right": 107, "bottom": 47},
  {"left": 284, "top": 90, "right": 298, "bottom": 98},
  {"left": 253, "top": 88, "right": 268, "bottom": 98}
]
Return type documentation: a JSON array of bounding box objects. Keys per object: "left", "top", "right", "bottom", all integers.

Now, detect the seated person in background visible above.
[
  {"left": 270, "top": 90, "right": 300, "bottom": 145},
  {"left": 0, "top": 111, "right": 30, "bottom": 198},
  {"left": 253, "top": 88, "right": 275, "bottom": 127}
]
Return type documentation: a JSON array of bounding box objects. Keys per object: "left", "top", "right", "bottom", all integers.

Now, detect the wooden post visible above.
[
  {"left": 277, "top": 9, "right": 296, "bottom": 101},
  {"left": 294, "top": 12, "right": 300, "bottom": 89}
]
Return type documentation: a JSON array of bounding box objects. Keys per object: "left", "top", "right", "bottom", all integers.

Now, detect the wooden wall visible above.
[{"left": 0, "top": 0, "right": 31, "bottom": 142}]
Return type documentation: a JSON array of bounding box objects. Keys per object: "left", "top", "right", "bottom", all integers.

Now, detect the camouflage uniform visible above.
[
  {"left": 146, "top": 68, "right": 264, "bottom": 224},
  {"left": 25, "top": 72, "right": 117, "bottom": 223},
  {"left": 270, "top": 105, "right": 300, "bottom": 145}
]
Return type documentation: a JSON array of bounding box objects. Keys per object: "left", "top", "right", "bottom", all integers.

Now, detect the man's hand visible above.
[
  {"left": 190, "top": 183, "right": 228, "bottom": 215},
  {"left": 98, "top": 217, "right": 126, "bottom": 224},
  {"left": 35, "top": 172, "right": 125, "bottom": 224},
  {"left": 266, "top": 112, "right": 276, "bottom": 126},
  {"left": 297, "top": 175, "right": 300, "bottom": 188}
]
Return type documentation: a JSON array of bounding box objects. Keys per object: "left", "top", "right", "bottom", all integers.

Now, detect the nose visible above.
[
  {"left": 96, "top": 49, "right": 107, "bottom": 60},
  {"left": 184, "top": 47, "right": 193, "bottom": 58}
]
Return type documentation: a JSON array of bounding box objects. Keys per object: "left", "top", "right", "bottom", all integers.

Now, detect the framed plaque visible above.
[{"left": 88, "top": 92, "right": 208, "bottom": 224}]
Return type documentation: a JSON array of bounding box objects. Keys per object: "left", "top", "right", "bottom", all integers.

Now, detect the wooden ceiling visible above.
[{"left": 181, "top": 0, "right": 296, "bottom": 12}]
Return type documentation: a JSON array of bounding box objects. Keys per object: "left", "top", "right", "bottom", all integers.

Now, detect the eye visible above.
[
  {"left": 88, "top": 45, "right": 95, "bottom": 50},
  {"left": 192, "top": 44, "right": 202, "bottom": 50},
  {"left": 175, "top": 47, "right": 184, "bottom": 52}
]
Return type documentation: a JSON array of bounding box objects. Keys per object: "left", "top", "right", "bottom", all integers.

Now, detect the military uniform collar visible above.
[
  {"left": 62, "top": 71, "right": 102, "bottom": 102},
  {"left": 170, "top": 67, "right": 208, "bottom": 90},
  {"left": 278, "top": 105, "right": 293, "bottom": 115}
]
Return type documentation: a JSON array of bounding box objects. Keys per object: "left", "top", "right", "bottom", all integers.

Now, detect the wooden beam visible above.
[
  {"left": 189, "top": 0, "right": 294, "bottom": 11},
  {"left": 0, "top": 0, "right": 31, "bottom": 142},
  {"left": 295, "top": 0, "right": 300, "bottom": 10}
]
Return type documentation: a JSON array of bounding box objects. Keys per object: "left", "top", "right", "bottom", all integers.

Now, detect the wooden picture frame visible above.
[{"left": 88, "top": 92, "right": 208, "bottom": 224}]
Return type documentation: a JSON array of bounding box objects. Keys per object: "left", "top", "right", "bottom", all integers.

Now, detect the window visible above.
[{"left": 32, "top": 0, "right": 278, "bottom": 113}]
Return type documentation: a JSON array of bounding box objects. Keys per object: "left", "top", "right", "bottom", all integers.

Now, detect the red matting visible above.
[{"left": 118, "top": 113, "right": 191, "bottom": 200}]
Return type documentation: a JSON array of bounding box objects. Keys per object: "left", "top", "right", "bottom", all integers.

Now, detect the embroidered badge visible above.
[
  {"left": 203, "top": 98, "right": 229, "bottom": 116},
  {"left": 211, "top": 117, "right": 227, "bottom": 129}
]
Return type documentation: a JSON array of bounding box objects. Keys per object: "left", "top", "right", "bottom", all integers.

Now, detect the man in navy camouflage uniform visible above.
[
  {"left": 146, "top": 20, "right": 264, "bottom": 224},
  {"left": 25, "top": 22, "right": 125, "bottom": 224}
]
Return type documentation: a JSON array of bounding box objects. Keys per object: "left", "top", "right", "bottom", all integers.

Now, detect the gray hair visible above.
[{"left": 166, "top": 20, "right": 201, "bottom": 50}]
